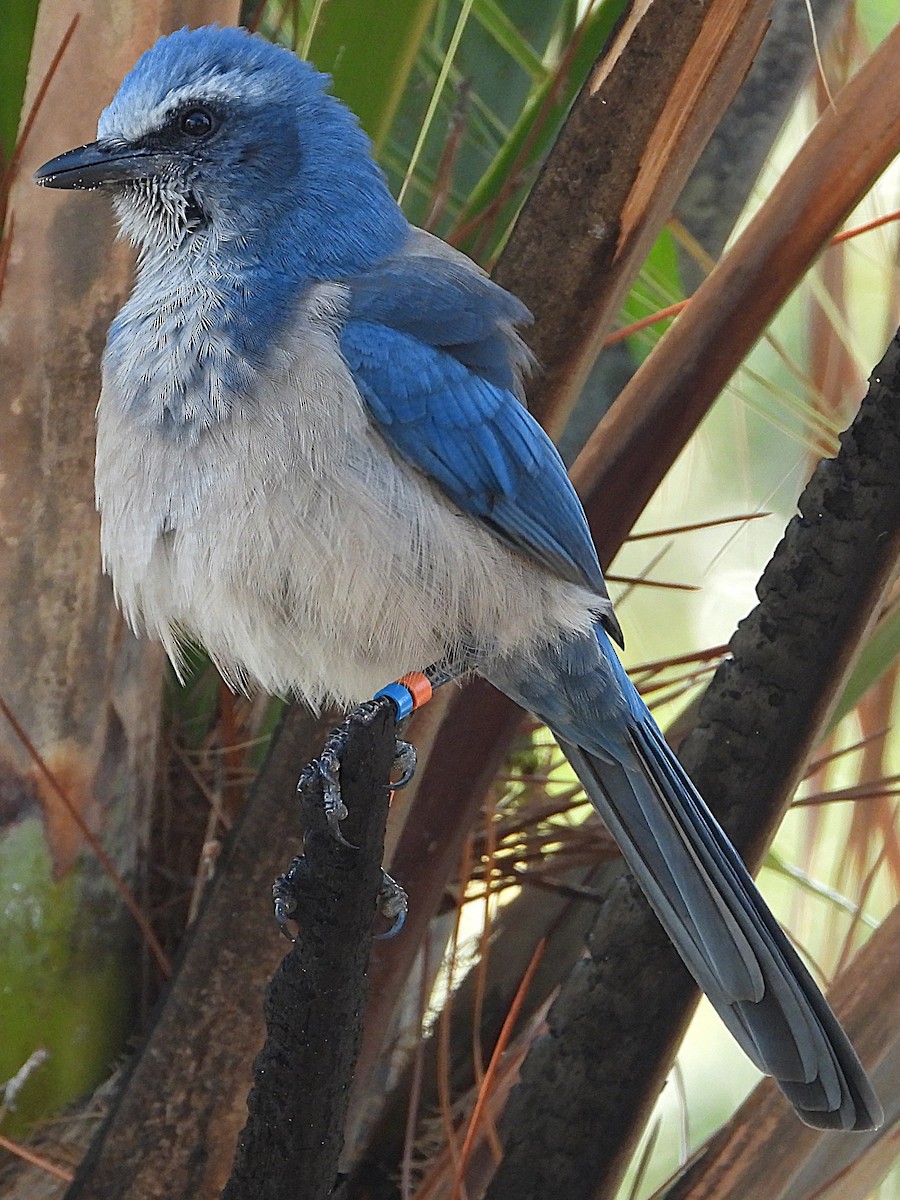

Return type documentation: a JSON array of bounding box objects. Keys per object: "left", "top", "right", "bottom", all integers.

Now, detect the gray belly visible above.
[{"left": 95, "top": 329, "right": 600, "bottom": 709}]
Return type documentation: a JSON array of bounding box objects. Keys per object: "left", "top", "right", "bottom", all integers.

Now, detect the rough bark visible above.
[
  {"left": 346, "top": 678, "right": 523, "bottom": 1157},
  {"left": 493, "top": 0, "right": 773, "bottom": 437},
  {"left": 221, "top": 702, "right": 396, "bottom": 1200}
]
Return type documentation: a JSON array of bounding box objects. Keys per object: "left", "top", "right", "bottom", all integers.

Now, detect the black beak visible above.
[{"left": 34, "top": 140, "right": 169, "bottom": 190}]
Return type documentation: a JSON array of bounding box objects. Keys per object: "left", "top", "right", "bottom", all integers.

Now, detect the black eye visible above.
[{"left": 179, "top": 107, "right": 214, "bottom": 138}]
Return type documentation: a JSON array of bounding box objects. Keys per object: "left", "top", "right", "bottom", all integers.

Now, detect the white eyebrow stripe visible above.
[{"left": 98, "top": 70, "right": 260, "bottom": 143}]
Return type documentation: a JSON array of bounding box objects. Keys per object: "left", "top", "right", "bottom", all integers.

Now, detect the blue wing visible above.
[
  {"left": 341, "top": 248, "right": 619, "bottom": 637},
  {"left": 347, "top": 248, "right": 531, "bottom": 392}
]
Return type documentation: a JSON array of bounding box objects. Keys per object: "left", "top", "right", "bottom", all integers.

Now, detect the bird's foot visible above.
[
  {"left": 296, "top": 712, "right": 362, "bottom": 847},
  {"left": 376, "top": 871, "right": 408, "bottom": 939},
  {"left": 391, "top": 737, "right": 417, "bottom": 790},
  {"left": 274, "top": 857, "right": 408, "bottom": 941},
  {"left": 275, "top": 673, "right": 436, "bottom": 938},
  {"left": 273, "top": 853, "right": 307, "bottom": 939},
  {"left": 296, "top": 699, "right": 419, "bottom": 847}
]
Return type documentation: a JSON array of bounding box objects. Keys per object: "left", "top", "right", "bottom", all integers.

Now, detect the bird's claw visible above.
[
  {"left": 376, "top": 871, "right": 408, "bottom": 939},
  {"left": 273, "top": 854, "right": 306, "bottom": 941},
  {"left": 298, "top": 707, "right": 419, "bottom": 847},
  {"left": 298, "top": 721, "right": 355, "bottom": 847},
  {"left": 273, "top": 860, "right": 408, "bottom": 942},
  {"left": 391, "top": 739, "right": 417, "bottom": 790}
]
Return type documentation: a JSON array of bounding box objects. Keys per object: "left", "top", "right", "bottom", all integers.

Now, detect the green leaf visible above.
[
  {"left": 472, "top": 0, "right": 549, "bottom": 82},
  {"left": 304, "top": 0, "right": 442, "bottom": 152},
  {"left": 620, "top": 227, "right": 684, "bottom": 364},
  {"left": 384, "top": 0, "right": 568, "bottom": 230},
  {"left": 828, "top": 604, "right": 900, "bottom": 730},
  {"left": 0, "top": 0, "right": 40, "bottom": 163}
]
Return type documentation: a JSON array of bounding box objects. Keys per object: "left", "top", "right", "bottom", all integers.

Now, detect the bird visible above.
[{"left": 34, "top": 24, "right": 881, "bottom": 1131}]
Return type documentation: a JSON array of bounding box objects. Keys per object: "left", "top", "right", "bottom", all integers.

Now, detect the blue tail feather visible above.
[{"left": 487, "top": 625, "right": 882, "bottom": 1132}]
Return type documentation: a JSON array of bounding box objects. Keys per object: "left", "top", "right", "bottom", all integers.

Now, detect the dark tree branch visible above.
[
  {"left": 222, "top": 701, "right": 397, "bottom": 1200},
  {"left": 347, "top": 679, "right": 522, "bottom": 1153},
  {"left": 483, "top": 330, "right": 900, "bottom": 1200}
]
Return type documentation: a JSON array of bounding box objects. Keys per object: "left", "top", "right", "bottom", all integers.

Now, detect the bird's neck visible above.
[{"left": 104, "top": 227, "right": 314, "bottom": 437}]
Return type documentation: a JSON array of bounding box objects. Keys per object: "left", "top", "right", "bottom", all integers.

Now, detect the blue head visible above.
[
  {"left": 35, "top": 26, "right": 408, "bottom": 279},
  {"left": 35, "top": 27, "right": 411, "bottom": 432}
]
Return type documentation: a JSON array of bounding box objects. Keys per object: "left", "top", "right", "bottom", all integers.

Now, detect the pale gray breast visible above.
[{"left": 95, "top": 280, "right": 600, "bottom": 706}]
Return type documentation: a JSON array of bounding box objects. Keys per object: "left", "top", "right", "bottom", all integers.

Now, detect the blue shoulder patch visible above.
[
  {"left": 347, "top": 253, "right": 531, "bottom": 392},
  {"left": 340, "top": 318, "right": 608, "bottom": 598}
]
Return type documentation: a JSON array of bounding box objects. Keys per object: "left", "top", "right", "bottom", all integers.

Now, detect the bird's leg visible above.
[
  {"left": 297, "top": 679, "right": 429, "bottom": 846},
  {"left": 277, "top": 671, "right": 444, "bottom": 937}
]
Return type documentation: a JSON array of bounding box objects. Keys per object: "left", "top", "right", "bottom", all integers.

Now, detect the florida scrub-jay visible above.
[{"left": 34, "top": 25, "right": 881, "bottom": 1131}]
